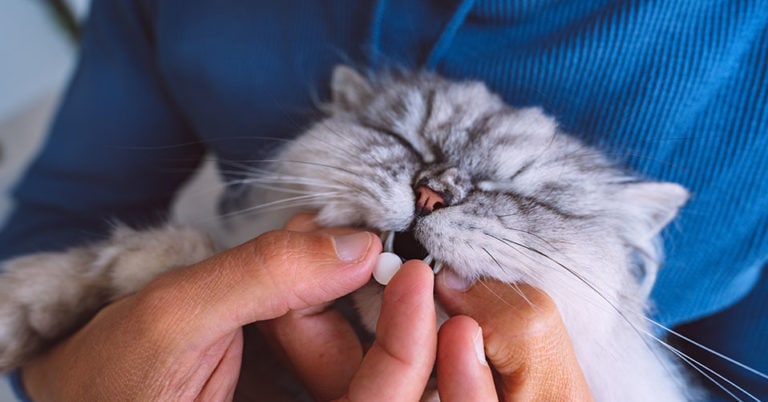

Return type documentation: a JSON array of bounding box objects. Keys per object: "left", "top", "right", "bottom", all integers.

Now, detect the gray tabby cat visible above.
[{"left": 0, "top": 66, "right": 695, "bottom": 401}]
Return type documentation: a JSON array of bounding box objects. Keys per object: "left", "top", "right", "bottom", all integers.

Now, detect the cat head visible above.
[{"left": 269, "top": 65, "right": 688, "bottom": 294}]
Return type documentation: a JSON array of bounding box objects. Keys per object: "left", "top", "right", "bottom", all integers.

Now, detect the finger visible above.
[
  {"left": 284, "top": 214, "right": 366, "bottom": 238},
  {"left": 259, "top": 304, "right": 363, "bottom": 401},
  {"left": 283, "top": 213, "right": 322, "bottom": 232},
  {"left": 138, "top": 229, "right": 381, "bottom": 338},
  {"left": 341, "top": 261, "right": 437, "bottom": 402},
  {"left": 436, "top": 276, "right": 593, "bottom": 401},
  {"left": 437, "top": 315, "right": 498, "bottom": 402},
  {"left": 259, "top": 214, "right": 372, "bottom": 400}
]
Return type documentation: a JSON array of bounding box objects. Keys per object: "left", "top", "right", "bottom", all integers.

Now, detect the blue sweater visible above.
[{"left": 2, "top": 0, "right": 766, "bottom": 399}]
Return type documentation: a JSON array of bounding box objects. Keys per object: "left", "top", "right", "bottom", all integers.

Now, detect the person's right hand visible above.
[{"left": 435, "top": 273, "right": 594, "bottom": 401}]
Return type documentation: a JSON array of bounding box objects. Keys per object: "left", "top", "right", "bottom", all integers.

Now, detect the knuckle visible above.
[
  {"left": 250, "top": 230, "right": 289, "bottom": 265},
  {"left": 249, "top": 229, "right": 330, "bottom": 268},
  {"left": 247, "top": 230, "right": 318, "bottom": 304},
  {"left": 246, "top": 231, "right": 293, "bottom": 285}
]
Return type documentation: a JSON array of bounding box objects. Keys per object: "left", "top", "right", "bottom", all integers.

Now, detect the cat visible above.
[{"left": 0, "top": 65, "right": 698, "bottom": 401}]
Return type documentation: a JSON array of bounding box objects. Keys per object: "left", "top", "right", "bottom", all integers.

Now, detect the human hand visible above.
[
  {"left": 264, "top": 215, "right": 592, "bottom": 402},
  {"left": 21, "top": 210, "right": 591, "bottom": 402},
  {"left": 259, "top": 214, "right": 437, "bottom": 401},
  {"left": 20, "top": 223, "right": 382, "bottom": 401},
  {"left": 435, "top": 273, "right": 594, "bottom": 401}
]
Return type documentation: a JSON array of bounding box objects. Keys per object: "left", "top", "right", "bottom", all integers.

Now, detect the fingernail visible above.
[
  {"left": 473, "top": 327, "right": 488, "bottom": 366},
  {"left": 333, "top": 232, "right": 372, "bottom": 262},
  {"left": 442, "top": 269, "right": 471, "bottom": 291}
]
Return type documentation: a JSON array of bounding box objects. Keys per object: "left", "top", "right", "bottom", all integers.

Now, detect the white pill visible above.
[{"left": 374, "top": 252, "right": 403, "bottom": 285}]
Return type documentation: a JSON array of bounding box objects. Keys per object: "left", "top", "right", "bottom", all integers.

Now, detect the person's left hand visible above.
[
  {"left": 20, "top": 215, "right": 384, "bottom": 401},
  {"left": 259, "top": 214, "right": 437, "bottom": 401}
]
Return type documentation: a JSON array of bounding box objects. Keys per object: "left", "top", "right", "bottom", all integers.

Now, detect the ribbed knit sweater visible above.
[{"left": 2, "top": 1, "right": 766, "bottom": 399}]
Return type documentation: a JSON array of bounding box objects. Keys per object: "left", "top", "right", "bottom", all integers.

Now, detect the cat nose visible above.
[{"left": 415, "top": 185, "right": 446, "bottom": 215}]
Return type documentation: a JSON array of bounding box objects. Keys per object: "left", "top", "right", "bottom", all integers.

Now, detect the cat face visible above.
[{"left": 269, "top": 66, "right": 688, "bottom": 294}]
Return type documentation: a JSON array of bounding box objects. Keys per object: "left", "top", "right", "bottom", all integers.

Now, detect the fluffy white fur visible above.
[{"left": 0, "top": 66, "right": 695, "bottom": 401}]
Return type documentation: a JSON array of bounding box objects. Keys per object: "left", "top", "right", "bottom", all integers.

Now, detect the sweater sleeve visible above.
[{"left": 0, "top": 0, "right": 205, "bottom": 261}]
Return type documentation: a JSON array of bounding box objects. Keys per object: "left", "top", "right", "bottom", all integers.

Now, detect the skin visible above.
[
  {"left": 435, "top": 277, "right": 594, "bottom": 401},
  {"left": 21, "top": 214, "right": 592, "bottom": 401}
]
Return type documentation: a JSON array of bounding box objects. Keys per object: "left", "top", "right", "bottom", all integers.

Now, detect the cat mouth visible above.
[{"left": 380, "top": 230, "right": 444, "bottom": 274}]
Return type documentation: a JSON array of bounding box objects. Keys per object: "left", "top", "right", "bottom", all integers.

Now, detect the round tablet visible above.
[{"left": 373, "top": 252, "right": 403, "bottom": 285}]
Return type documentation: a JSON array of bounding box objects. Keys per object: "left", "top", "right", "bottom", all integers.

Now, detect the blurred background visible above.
[{"left": 0, "top": 0, "right": 90, "bottom": 399}]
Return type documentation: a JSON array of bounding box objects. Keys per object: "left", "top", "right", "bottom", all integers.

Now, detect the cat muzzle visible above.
[{"left": 380, "top": 230, "right": 444, "bottom": 274}]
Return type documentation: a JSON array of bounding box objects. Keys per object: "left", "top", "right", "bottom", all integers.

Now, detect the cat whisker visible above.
[
  {"left": 483, "top": 232, "right": 583, "bottom": 295},
  {"left": 224, "top": 182, "right": 329, "bottom": 196},
  {"left": 272, "top": 159, "right": 361, "bottom": 177},
  {"left": 478, "top": 245, "right": 511, "bottom": 277},
  {"left": 487, "top": 234, "right": 617, "bottom": 305},
  {"left": 476, "top": 277, "right": 518, "bottom": 310},
  {"left": 247, "top": 174, "right": 350, "bottom": 188},
  {"left": 643, "top": 317, "right": 768, "bottom": 381},
  {"left": 484, "top": 232, "right": 761, "bottom": 401},
  {"left": 234, "top": 173, "right": 357, "bottom": 194},
  {"left": 480, "top": 246, "right": 534, "bottom": 307},
  {"left": 221, "top": 159, "right": 382, "bottom": 208},
  {"left": 222, "top": 167, "right": 381, "bottom": 210},
  {"left": 230, "top": 177, "right": 349, "bottom": 193},
  {"left": 217, "top": 192, "right": 346, "bottom": 220},
  {"left": 497, "top": 222, "right": 571, "bottom": 249},
  {"left": 119, "top": 136, "right": 296, "bottom": 151},
  {"left": 483, "top": 233, "right": 686, "bottom": 380},
  {"left": 485, "top": 233, "right": 596, "bottom": 311},
  {"left": 312, "top": 123, "right": 372, "bottom": 158},
  {"left": 225, "top": 167, "right": 328, "bottom": 181},
  {"left": 217, "top": 158, "right": 273, "bottom": 175},
  {"left": 218, "top": 200, "right": 342, "bottom": 220},
  {"left": 639, "top": 326, "right": 759, "bottom": 402},
  {"left": 220, "top": 158, "right": 361, "bottom": 178}
]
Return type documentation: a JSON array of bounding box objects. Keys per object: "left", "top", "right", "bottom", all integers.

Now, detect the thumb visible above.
[
  {"left": 435, "top": 274, "right": 593, "bottom": 401},
  {"left": 139, "top": 229, "right": 381, "bottom": 335}
]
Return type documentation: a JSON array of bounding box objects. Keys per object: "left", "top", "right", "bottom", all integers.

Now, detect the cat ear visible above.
[
  {"left": 330, "top": 65, "right": 372, "bottom": 110},
  {"left": 615, "top": 181, "right": 689, "bottom": 237}
]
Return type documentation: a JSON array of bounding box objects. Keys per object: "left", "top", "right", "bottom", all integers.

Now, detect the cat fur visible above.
[{"left": 0, "top": 66, "right": 695, "bottom": 401}]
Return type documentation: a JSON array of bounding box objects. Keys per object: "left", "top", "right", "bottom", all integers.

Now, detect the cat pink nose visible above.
[{"left": 416, "top": 185, "right": 446, "bottom": 215}]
